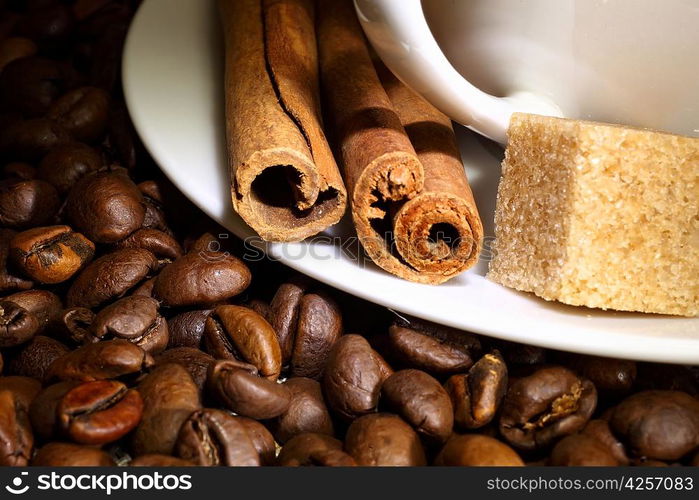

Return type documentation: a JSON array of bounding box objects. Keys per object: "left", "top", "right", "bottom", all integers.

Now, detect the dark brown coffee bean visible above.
[
  {"left": 204, "top": 305, "right": 281, "bottom": 380},
  {"left": 88, "top": 295, "right": 168, "bottom": 354},
  {"left": 130, "top": 454, "right": 194, "bottom": 466},
  {"left": 52, "top": 306, "right": 94, "bottom": 345},
  {"left": 13, "top": 4, "right": 74, "bottom": 51},
  {"left": 277, "top": 432, "right": 345, "bottom": 466},
  {"left": 0, "top": 57, "right": 66, "bottom": 116},
  {"left": 130, "top": 276, "right": 156, "bottom": 298},
  {"left": 235, "top": 416, "right": 276, "bottom": 466},
  {"left": 270, "top": 281, "right": 306, "bottom": 364},
  {"left": 273, "top": 377, "right": 333, "bottom": 444},
  {"left": 67, "top": 248, "right": 159, "bottom": 309},
  {"left": 635, "top": 363, "right": 698, "bottom": 396},
  {"left": 47, "top": 86, "right": 109, "bottom": 143},
  {"left": 167, "top": 309, "right": 210, "bottom": 349},
  {"left": 0, "top": 118, "right": 71, "bottom": 161},
  {"left": 582, "top": 419, "right": 629, "bottom": 465},
  {"left": 132, "top": 363, "right": 201, "bottom": 456},
  {"left": 65, "top": 168, "right": 145, "bottom": 244},
  {"left": 609, "top": 390, "right": 699, "bottom": 461},
  {"left": 155, "top": 347, "right": 214, "bottom": 391},
  {"left": 0, "top": 229, "right": 33, "bottom": 293},
  {"left": 154, "top": 251, "right": 251, "bottom": 308},
  {"left": 141, "top": 195, "right": 170, "bottom": 232},
  {"left": 9, "top": 225, "right": 94, "bottom": 283},
  {"left": 29, "top": 380, "right": 79, "bottom": 440},
  {"left": 549, "top": 433, "right": 620, "bottom": 466},
  {"left": 207, "top": 359, "right": 290, "bottom": 420},
  {"left": 0, "top": 375, "right": 42, "bottom": 410},
  {"left": 492, "top": 339, "right": 546, "bottom": 366},
  {"left": 434, "top": 434, "right": 524, "bottom": 466},
  {"left": 7, "top": 335, "right": 68, "bottom": 379},
  {"left": 557, "top": 353, "right": 636, "bottom": 395},
  {"left": 499, "top": 366, "right": 597, "bottom": 451},
  {"left": 32, "top": 442, "right": 114, "bottom": 466},
  {"left": 0, "top": 178, "right": 60, "bottom": 229},
  {"left": 57, "top": 379, "right": 142, "bottom": 445},
  {"left": 106, "top": 102, "right": 138, "bottom": 167},
  {"left": 445, "top": 351, "right": 508, "bottom": 430},
  {"left": 384, "top": 323, "right": 479, "bottom": 375},
  {"left": 0, "top": 37, "right": 37, "bottom": 73},
  {"left": 381, "top": 369, "right": 453, "bottom": 443},
  {"left": 290, "top": 292, "right": 342, "bottom": 380},
  {"left": 3, "top": 288, "right": 62, "bottom": 333},
  {"left": 113, "top": 228, "right": 183, "bottom": 260},
  {"left": 176, "top": 409, "right": 260, "bottom": 466},
  {"left": 46, "top": 338, "right": 154, "bottom": 382},
  {"left": 322, "top": 334, "right": 392, "bottom": 422},
  {"left": 0, "top": 390, "right": 33, "bottom": 466},
  {"left": 246, "top": 299, "right": 272, "bottom": 324},
  {"left": 37, "top": 142, "right": 102, "bottom": 194},
  {"left": 345, "top": 413, "right": 426, "bottom": 466},
  {"left": 0, "top": 300, "right": 38, "bottom": 347},
  {"left": 3, "top": 161, "right": 36, "bottom": 180}
]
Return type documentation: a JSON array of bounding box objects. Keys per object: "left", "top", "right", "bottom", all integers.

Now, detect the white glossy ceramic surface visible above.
[
  {"left": 122, "top": 0, "right": 699, "bottom": 363},
  {"left": 356, "top": 0, "right": 699, "bottom": 143}
]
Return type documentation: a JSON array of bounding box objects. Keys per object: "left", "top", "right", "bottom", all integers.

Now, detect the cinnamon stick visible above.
[
  {"left": 318, "top": 0, "right": 482, "bottom": 283},
  {"left": 219, "top": 0, "right": 346, "bottom": 242}
]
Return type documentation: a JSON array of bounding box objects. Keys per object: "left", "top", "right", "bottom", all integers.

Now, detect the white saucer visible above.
[{"left": 122, "top": 0, "right": 699, "bottom": 364}]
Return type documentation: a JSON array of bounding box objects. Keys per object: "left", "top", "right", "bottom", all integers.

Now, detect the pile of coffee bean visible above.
[{"left": 0, "top": 0, "right": 698, "bottom": 467}]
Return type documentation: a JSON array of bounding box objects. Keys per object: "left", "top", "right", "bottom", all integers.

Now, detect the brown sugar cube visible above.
[{"left": 487, "top": 113, "right": 699, "bottom": 316}]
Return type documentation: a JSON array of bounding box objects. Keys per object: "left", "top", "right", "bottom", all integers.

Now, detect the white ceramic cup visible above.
[{"left": 355, "top": 0, "right": 699, "bottom": 143}]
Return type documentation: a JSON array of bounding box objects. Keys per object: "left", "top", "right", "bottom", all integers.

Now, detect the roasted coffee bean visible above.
[
  {"left": 9, "top": 225, "right": 95, "bottom": 283},
  {"left": 56, "top": 379, "right": 142, "bottom": 445},
  {"left": 322, "top": 334, "right": 392, "bottom": 422},
  {"left": 7, "top": 335, "right": 68, "bottom": 379},
  {"left": 273, "top": 377, "right": 334, "bottom": 444},
  {"left": 46, "top": 86, "right": 109, "bottom": 143},
  {"left": 167, "top": 309, "right": 210, "bottom": 349},
  {"left": 106, "top": 102, "right": 138, "bottom": 167},
  {"left": 549, "top": 433, "right": 620, "bottom": 466},
  {"left": 208, "top": 359, "right": 290, "bottom": 420},
  {"left": 0, "top": 57, "right": 66, "bottom": 116},
  {"left": 635, "top": 363, "right": 698, "bottom": 396},
  {"left": 235, "top": 416, "right": 276, "bottom": 466},
  {"left": 499, "top": 366, "right": 597, "bottom": 451},
  {"left": 434, "top": 434, "right": 524, "bottom": 466},
  {"left": 67, "top": 248, "right": 159, "bottom": 309},
  {"left": 0, "top": 375, "right": 42, "bottom": 409},
  {"left": 0, "top": 37, "right": 37, "bottom": 73},
  {"left": 65, "top": 168, "right": 145, "bottom": 244},
  {"left": 52, "top": 306, "right": 93, "bottom": 345},
  {"left": 270, "top": 280, "right": 306, "bottom": 364},
  {"left": 0, "top": 300, "right": 39, "bottom": 347},
  {"left": 37, "top": 142, "right": 102, "bottom": 194},
  {"left": 0, "top": 178, "right": 60, "bottom": 229},
  {"left": 382, "top": 369, "right": 453, "bottom": 443},
  {"left": 445, "top": 351, "right": 508, "bottom": 430},
  {"left": 32, "top": 442, "right": 114, "bottom": 466},
  {"left": 277, "top": 432, "right": 345, "bottom": 467},
  {"left": 29, "top": 380, "right": 79, "bottom": 440},
  {"left": 204, "top": 305, "right": 281, "bottom": 380},
  {"left": 345, "top": 413, "right": 427, "bottom": 466},
  {"left": 141, "top": 195, "right": 170, "bottom": 232},
  {"left": 0, "top": 229, "right": 33, "bottom": 293},
  {"left": 154, "top": 251, "right": 251, "bottom": 308},
  {"left": 12, "top": 4, "right": 74, "bottom": 51},
  {"left": 113, "top": 228, "right": 183, "bottom": 260},
  {"left": 609, "top": 390, "right": 699, "bottom": 461},
  {"left": 155, "top": 347, "right": 214, "bottom": 391},
  {"left": 557, "top": 353, "right": 636, "bottom": 396},
  {"left": 290, "top": 292, "right": 342, "bottom": 380},
  {"left": 130, "top": 454, "right": 195, "bottom": 467},
  {"left": 46, "top": 338, "right": 154, "bottom": 382},
  {"left": 88, "top": 296, "right": 168, "bottom": 354},
  {"left": 3, "top": 161, "right": 36, "bottom": 180},
  {"left": 246, "top": 299, "right": 272, "bottom": 323},
  {"left": 3, "top": 288, "right": 62, "bottom": 332},
  {"left": 491, "top": 340, "right": 547, "bottom": 366},
  {"left": 176, "top": 409, "right": 260, "bottom": 466},
  {"left": 0, "top": 390, "right": 33, "bottom": 466},
  {"left": 0, "top": 118, "right": 71, "bottom": 161},
  {"left": 582, "top": 419, "right": 629, "bottom": 465},
  {"left": 132, "top": 363, "right": 201, "bottom": 456},
  {"left": 383, "top": 322, "right": 479, "bottom": 375},
  {"left": 131, "top": 276, "right": 156, "bottom": 298}
]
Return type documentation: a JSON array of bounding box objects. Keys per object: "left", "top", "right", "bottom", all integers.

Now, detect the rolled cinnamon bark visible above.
[
  {"left": 219, "top": 0, "right": 346, "bottom": 242},
  {"left": 318, "top": 0, "right": 482, "bottom": 283}
]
